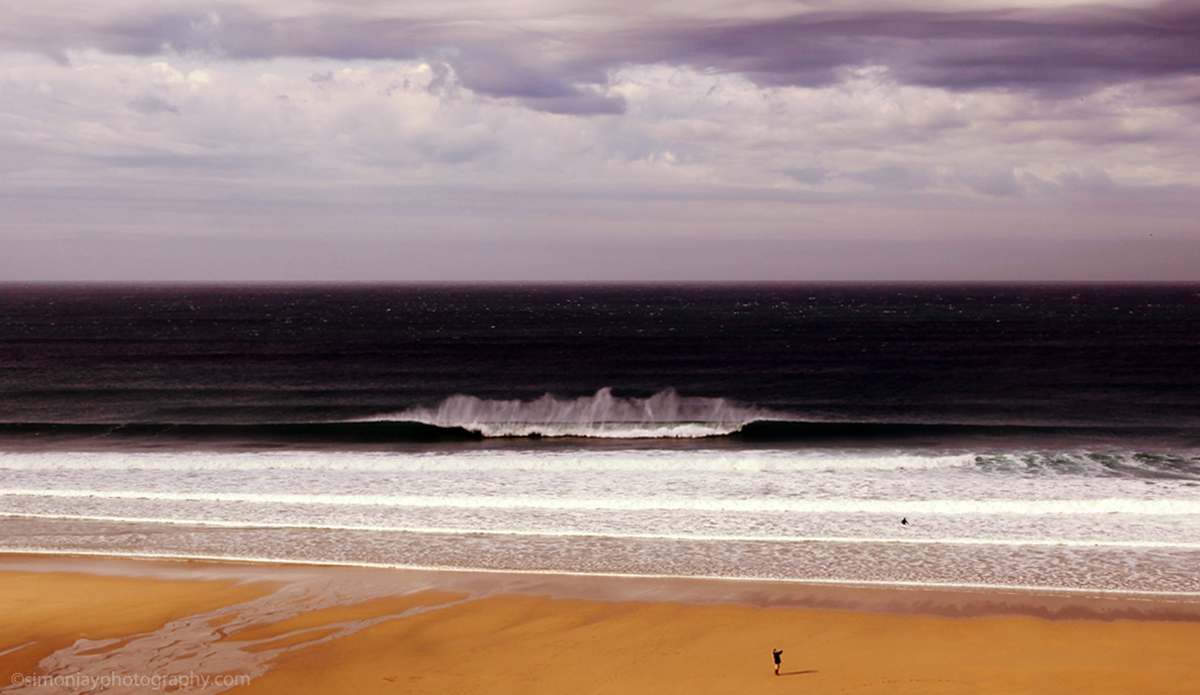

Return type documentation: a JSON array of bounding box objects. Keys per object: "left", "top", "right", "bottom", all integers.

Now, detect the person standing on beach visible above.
[{"left": 773, "top": 648, "right": 783, "bottom": 675}]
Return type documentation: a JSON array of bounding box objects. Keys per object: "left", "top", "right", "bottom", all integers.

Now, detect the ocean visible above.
[{"left": 1, "top": 284, "right": 1198, "bottom": 594}]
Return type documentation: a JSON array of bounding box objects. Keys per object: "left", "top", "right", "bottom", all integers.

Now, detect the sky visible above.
[{"left": 2, "top": 0, "right": 1199, "bottom": 281}]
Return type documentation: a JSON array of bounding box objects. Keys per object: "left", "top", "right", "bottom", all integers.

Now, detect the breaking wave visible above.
[{"left": 385, "top": 388, "right": 771, "bottom": 438}]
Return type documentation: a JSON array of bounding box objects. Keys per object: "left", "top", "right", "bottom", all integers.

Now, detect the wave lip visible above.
[{"left": 386, "top": 388, "right": 768, "bottom": 438}]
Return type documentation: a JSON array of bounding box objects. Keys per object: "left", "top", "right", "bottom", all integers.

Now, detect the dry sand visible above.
[{"left": 2, "top": 555, "right": 1199, "bottom": 694}]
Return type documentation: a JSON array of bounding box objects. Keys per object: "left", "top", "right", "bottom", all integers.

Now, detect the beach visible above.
[{"left": 3, "top": 555, "right": 1199, "bottom": 694}]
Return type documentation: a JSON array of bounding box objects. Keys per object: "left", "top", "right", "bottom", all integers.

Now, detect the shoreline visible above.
[
  {"left": 4, "top": 554, "right": 1200, "bottom": 694},
  {"left": 4, "top": 551, "right": 1200, "bottom": 621}
]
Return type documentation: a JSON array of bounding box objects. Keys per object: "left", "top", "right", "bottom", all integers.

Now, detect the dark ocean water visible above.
[
  {"left": 1, "top": 283, "right": 1199, "bottom": 444},
  {"left": 1, "top": 284, "right": 1199, "bottom": 592}
]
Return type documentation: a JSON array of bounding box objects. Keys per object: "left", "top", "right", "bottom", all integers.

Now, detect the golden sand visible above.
[
  {"left": 231, "top": 593, "right": 1200, "bottom": 695},
  {"left": 0, "top": 569, "right": 273, "bottom": 686},
  {"left": 2, "top": 558, "right": 1198, "bottom": 695}
]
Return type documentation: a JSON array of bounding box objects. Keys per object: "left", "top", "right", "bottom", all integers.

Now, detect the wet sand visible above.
[{"left": 2, "top": 555, "right": 1199, "bottom": 694}]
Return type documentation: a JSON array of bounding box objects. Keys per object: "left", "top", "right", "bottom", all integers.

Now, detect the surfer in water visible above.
[{"left": 773, "top": 648, "right": 783, "bottom": 675}]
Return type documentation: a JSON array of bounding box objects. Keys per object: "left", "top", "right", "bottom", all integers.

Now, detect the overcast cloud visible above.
[{"left": 2, "top": 0, "right": 1199, "bottom": 280}]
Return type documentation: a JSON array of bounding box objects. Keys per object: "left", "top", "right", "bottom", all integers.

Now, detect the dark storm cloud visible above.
[
  {"left": 645, "top": 1, "right": 1200, "bottom": 93},
  {"left": 5, "top": 1, "right": 1200, "bottom": 112}
]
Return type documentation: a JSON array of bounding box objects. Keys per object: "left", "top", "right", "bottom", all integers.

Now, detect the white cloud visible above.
[{"left": 3, "top": 48, "right": 1200, "bottom": 214}]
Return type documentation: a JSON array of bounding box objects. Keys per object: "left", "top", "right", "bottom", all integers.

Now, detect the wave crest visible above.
[{"left": 391, "top": 388, "right": 765, "bottom": 438}]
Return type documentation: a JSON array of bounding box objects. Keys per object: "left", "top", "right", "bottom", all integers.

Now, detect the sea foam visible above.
[{"left": 383, "top": 388, "right": 769, "bottom": 437}]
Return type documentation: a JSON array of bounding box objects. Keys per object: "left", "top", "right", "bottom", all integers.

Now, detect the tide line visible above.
[
  {"left": 2, "top": 547, "right": 1199, "bottom": 600},
  {"left": 4, "top": 511, "right": 1200, "bottom": 550}
]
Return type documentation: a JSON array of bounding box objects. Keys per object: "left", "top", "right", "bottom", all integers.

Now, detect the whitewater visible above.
[
  {"left": 386, "top": 388, "right": 770, "bottom": 437},
  {"left": 3, "top": 434, "right": 1199, "bottom": 594}
]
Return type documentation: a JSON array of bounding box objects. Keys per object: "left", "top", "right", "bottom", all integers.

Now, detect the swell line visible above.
[
  {"left": 0, "top": 416, "right": 1193, "bottom": 445},
  {"left": 3, "top": 488, "right": 1199, "bottom": 515}
]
